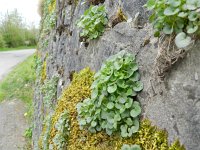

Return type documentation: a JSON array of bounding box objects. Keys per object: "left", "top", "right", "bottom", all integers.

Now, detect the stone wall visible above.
[{"left": 33, "top": 0, "right": 200, "bottom": 149}]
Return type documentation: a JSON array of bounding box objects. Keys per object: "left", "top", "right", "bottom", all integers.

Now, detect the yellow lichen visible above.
[
  {"left": 48, "top": 0, "right": 56, "bottom": 14},
  {"left": 41, "top": 67, "right": 185, "bottom": 150},
  {"left": 109, "top": 7, "right": 127, "bottom": 28},
  {"left": 41, "top": 61, "right": 47, "bottom": 83}
]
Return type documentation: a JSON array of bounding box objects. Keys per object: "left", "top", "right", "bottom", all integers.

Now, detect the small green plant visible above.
[
  {"left": 39, "top": 114, "right": 53, "bottom": 150},
  {"left": 40, "top": 0, "right": 56, "bottom": 34},
  {"left": 41, "top": 75, "right": 59, "bottom": 109},
  {"left": 145, "top": 0, "right": 200, "bottom": 48},
  {"left": 77, "top": 50, "right": 143, "bottom": 137},
  {"left": 77, "top": 5, "right": 108, "bottom": 40},
  {"left": 121, "top": 144, "right": 141, "bottom": 150},
  {"left": 24, "top": 126, "right": 33, "bottom": 139},
  {"left": 49, "top": 110, "right": 70, "bottom": 150}
]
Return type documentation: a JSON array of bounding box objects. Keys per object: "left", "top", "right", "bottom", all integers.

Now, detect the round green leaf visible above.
[
  {"left": 91, "top": 89, "right": 98, "bottom": 99},
  {"left": 163, "top": 24, "right": 173, "bottom": 34},
  {"left": 114, "top": 114, "right": 121, "bottom": 121},
  {"left": 115, "top": 103, "right": 123, "bottom": 109},
  {"left": 130, "top": 119, "right": 140, "bottom": 133},
  {"left": 79, "top": 119, "right": 86, "bottom": 126},
  {"left": 107, "top": 84, "right": 117, "bottom": 93},
  {"left": 146, "top": 0, "right": 156, "bottom": 10},
  {"left": 118, "top": 96, "right": 127, "bottom": 104},
  {"left": 121, "top": 144, "right": 130, "bottom": 150},
  {"left": 125, "top": 98, "right": 133, "bottom": 108},
  {"left": 133, "top": 81, "right": 143, "bottom": 92},
  {"left": 130, "top": 72, "right": 140, "bottom": 82},
  {"left": 107, "top": 102, "right": 114, "bottom": 109},
  {"left": 91, "top": 121, "right": 97, "bottom": 127},
  {"left": 130, "top": 144, "right": 141, "bottom": 150},
  {"left": 188, "top": 11, "right": 198, "bottom": 21},
  {"left": 88, "top": 127, "right": 96, "bottom": 133},
  {"left": 164, "top": 7, "right": 180, "bottom": 16},
  {"left": 168, "top": 0, "right": 181, "bottom": 7},
  {"left": 114, "top": 61, "right": 123, "bottom": 70},
  {"left": 178, "top": 12, "right": 188, "bottom": 18},
  {"left": 187, "top": 24, "right": 198, "bottom": 34},
  {"left": 106, "top": 128, "right": 113, "bottom": 135},
  {"left": 126, "top": 89, "right": 133, "bottom": 96},
  {"left": 130, "top": 102, "right": 141, "bottom": 117},
  {"left": 175, "top": 32, "right": 191, "bottom": 48},
  {"left": 186, "top": 4, "right": 197, "bottom": 10},
  {"left": 125, "top": 118, "right": 133, "bottom": 126}
]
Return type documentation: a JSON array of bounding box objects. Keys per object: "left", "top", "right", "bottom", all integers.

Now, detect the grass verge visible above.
[
  {"left": 0, "top": 54, "right": 36, "bottom": 104},
  {"left": 0, "top": 46, "right": 36, "bottom": 52}
]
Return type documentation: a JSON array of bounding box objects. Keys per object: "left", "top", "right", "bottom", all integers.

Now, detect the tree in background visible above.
[
  {"left": 0, "top": 9, "right": 38, "bottom": 48},
  {"left": 0, "top": 33, "right": 6, "bottom": 48}
]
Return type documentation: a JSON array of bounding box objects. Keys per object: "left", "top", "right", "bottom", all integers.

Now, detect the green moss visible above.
[
  {"left": 39, "top": 68, "right": 185, "bottom": 150},
  {"left": 169, "top": 140, "right": 185, "bottom": 150},
  {"left": 49, "top": 67, "right": 94, "bottom": 150}
]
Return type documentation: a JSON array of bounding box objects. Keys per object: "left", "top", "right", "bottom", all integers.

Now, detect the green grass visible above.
[
  {"left": 0, "top": 55, "right": 36, "bottom": 118},
  {"left": 0, "top": 45, "right": 36, "bottom": 51}
]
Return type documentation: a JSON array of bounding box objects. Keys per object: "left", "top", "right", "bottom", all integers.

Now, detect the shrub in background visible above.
[
  {"left": 0, "top": 9, "right": 38, "bottom": 48},
  {"left": 0, "top": 34, "right": 6, "bottom": 48}
]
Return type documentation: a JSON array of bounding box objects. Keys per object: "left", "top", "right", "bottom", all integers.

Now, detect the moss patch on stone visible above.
[
  {"left": 39, "top": 67, "right": 185, "bottom": 150},
  {"left": 49, "top": 67, "right": 94, "bottom": 149}
]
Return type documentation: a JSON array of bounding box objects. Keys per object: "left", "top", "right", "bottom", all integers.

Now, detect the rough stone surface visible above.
[{"left": 33, "top": 0, "right": 200, "bottom": 149}]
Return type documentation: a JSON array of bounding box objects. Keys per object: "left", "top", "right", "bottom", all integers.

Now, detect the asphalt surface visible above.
[
  {"left": 0, "top": 49, "right": 35, "bottom": 81},
  {"left": 0, "top": 49, "right": 35, "bottom": 150}
]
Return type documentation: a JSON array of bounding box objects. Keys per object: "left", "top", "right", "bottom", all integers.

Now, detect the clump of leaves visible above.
[
  {"left": 39, "top": 114, "right": 53, "bottom": 150},
  {"left": 40, "top": 0, "right": 57, "bottom": 34},
  {"left": 24, "top": 126, "right": 33, "bottom": 139},
  {"left": 77, "top": 50, "right": 143, "bottom": 137},
  {"left": 145, "top": 0, "right": 200, "bottom": 48},
  {"left": 121, "top": 144, "right": 141, "bottom": 150},
  {"left": 77, "top": 5, "right": 108, "bottom": 40},
  {"left": 49, "top": 110, "right": 70, "bottom": 150},
  {"left": 41, "top": 75, "right": 59, "bottom": 109},
  {"left": 48, "top": 68, "right": 95, "bottom": 149}
]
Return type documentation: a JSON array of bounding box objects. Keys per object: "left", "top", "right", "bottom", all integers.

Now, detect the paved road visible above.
[
  {"left": 0, "top": 49, "right": 35, "bottom": 81},
  {"left": 0, "top": 49, "right": 35, "bottom": 150},
  {"left": 0, "top": 100, "right": 28, "bottom": 150}
]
